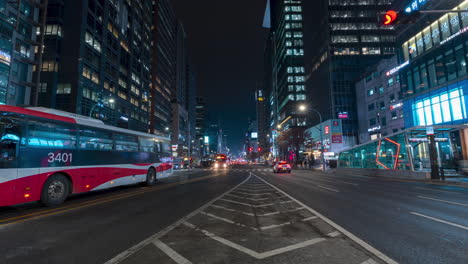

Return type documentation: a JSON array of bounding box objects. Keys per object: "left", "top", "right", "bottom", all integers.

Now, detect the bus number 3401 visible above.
[{"left": 47, "top": 152, "right": 73, "bottom": 163}]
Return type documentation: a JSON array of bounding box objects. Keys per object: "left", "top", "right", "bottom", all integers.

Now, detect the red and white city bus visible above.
[{"left": 0, "top": 106, "right": 173, "bottom": 207}]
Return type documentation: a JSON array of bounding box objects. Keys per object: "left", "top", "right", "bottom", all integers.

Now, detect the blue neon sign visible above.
[{"left": 405, "top": 0, "right": 430, "bottom": 13}]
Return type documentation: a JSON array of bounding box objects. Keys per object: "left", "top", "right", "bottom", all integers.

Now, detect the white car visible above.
[{"left": 273, "top": 161, "right": 291, "bottom": 173}]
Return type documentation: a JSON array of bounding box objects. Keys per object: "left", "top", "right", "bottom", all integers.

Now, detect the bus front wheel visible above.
[
  {"left": 41, "top": 174, "right": 71, "bottom": 206},
  {"left": 145, "top": 167, "right": 157, "bottom": 186}
]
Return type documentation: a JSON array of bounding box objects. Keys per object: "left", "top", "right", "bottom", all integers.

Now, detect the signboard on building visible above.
[
  {"left": 204, "top": 136, "right": 209, "bottom": 144},
  {"left": 0, "top": 50, "right": 11, "bottom": 66},
  {"left": 338, "top": 112, "right": 348, "bottom": 119},
  {"left": 251, "top": 132, "right": 258, "bottom": 139}
]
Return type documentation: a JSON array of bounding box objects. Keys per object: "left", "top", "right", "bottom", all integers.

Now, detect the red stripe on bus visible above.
[
  {"left": 0, "top": 105, "right": 76, "bottom": 124},
  {"left": 0, "top": 164, "right": 173, "bottom": 207}
]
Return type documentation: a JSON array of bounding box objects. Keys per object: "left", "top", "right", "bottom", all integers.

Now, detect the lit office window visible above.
[{"left": 413, "top": 87, "right": 467, "bottom": 126}]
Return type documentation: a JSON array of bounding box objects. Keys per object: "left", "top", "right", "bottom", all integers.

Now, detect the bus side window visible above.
[
  {"left": 79, "top": 127, "right": 113, "bottom": 150},
  {"left": 0, "top": 117, "right": 21, "bottom": 165},
  {"left": 28, "top": 120, "right": 76, "bottom": 148},
  {"left": 115, "top": 133, "right": 138, "bottom": 151},
  {"left": 139, "top": 137, "right": 155, "bottom": 152}
]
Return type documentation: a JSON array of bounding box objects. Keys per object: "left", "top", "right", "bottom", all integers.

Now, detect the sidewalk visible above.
[{"left": 295, "top": 168, "right": 468, "bottom": 188}]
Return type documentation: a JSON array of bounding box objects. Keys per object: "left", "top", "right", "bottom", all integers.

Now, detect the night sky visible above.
[{"left": 172, "top": 0, "right": 269, "bottom": 153}]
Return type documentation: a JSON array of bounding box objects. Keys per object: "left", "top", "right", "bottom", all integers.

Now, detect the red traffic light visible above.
[
  {"left": 257, "top": 147, "right": 262, "bottom": 152},
  {"left": 383, "top": 10, "right": 398, "bottom": 25}
]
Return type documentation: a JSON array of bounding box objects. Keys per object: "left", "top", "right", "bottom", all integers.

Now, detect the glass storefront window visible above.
[
  {"left": 435, "top": 55, "right": 446, "bottom": 84},
  {"left": 416, "top": 33, "right": 424, "bottom": 56},
  {"left": 440, "top": 15, "right": 451, "bottom": 40},
  {"left": 427, "top": 59, "right": 437, "bottom": 87},
  {"left": 431, "top": 21, "right": 441, "bottom": 46},
  {"left": 445, "top": 50, "right": 457, "bottom": 81},
  {"left": 402, "top": 42, "right": 409, "bottom": 61},
  {"left": 461, "top": 2, "right": 468, "bottom": 28},
  {"left": 449, "top": 13, "right": 461, "bottom": 33},
  {"left": 406, "top": 71, "right": 414, "bottom": 95},
  {"left": 422, "top": 27, "right": 432, "bottom": 50},
  {"left": 408, "top": 38, "right": 417, "bottom": 59},
  {"left": 412, "top": 86, "right": 467, "bottom": 126},
  {"left": 413, "top": 67, "right": 421, "bottom": 91},
  {"left": 420, "top": 64, "right": 429, "bottom": 90},
  {"left": 455, "top": 45, "right": 467, "bottom": 76}
]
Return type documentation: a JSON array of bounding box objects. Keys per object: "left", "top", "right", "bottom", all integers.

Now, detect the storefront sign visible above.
[
  {"left": 324, "top": 126, "right": 329, "bottom": 134},
  {"left": 405, "top": 0, "right": 430, "bottom": 13},
  {"left": 368, "top": 126, "right": 381, "bottom": 133},
  {"left": 332, "top": 135, "right": 342, "bottom": 143},
  {"left": 426, "top": 127, "right": 434, "bottom": 136},
  {"left": 390, "top": 102, "right": 403, "bottom": 110},
  {"left": 386, "top": 61, "right": 409, "bottom": 76},
  {"left": 338, "top": 112, "right": 348, "bottom": 119},
  {"left": 440, "top": 26, "right": 468, "bottom": 45},
  {"left": 409, "top": 137, "right": 448, "bottom": 142}
]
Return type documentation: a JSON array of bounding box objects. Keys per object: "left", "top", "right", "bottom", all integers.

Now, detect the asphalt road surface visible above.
[{"left": 1, "top": 165, "right": 467, "bottom": 264}]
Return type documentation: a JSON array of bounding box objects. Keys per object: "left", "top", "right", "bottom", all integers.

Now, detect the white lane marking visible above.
[
  {"left": 210, "top": 204, "right": 237, "bottom": 212},
  {"left": 231, "top": 191, "right": 279, "bottom": 196},
  {"left": 327, "top": 231, "right": 341, "bottom": 237},
  {"left": 313, "top": 177, "right": 359, "bottom": 186},
  {"left": 410, "top": 212, "right": 468, "bottom": 231},
  {"left": 252, "top": 172, "right": 398, "bottom": 264},
  {"left": 361, "top": 259, "right": 379, "bottom": 264},
  {"left": 257, "top": 207, "right": 306, "bottom": 217},
  {"left": 225, "top": 194, "right": 270, "bottom": 201},
  {"left": 200, "top": 212, "right": 257, "bottom": 230},
  {"left": 237, "top": 188, "right": 275, "bottom": 192},
  {"left": 260, "top": 222, "right": 291, "bottom": 230},
  {"left": 104, "top": 175, "right": 252, "bottom": 264},
  {"left": 220, "top": 199, "right": 252, "bottom": 206},
  {"left": 302, "top": 216, "right": 318, "bottom": 221},
  {"left": 260, "top": 216, "right": 318, "bottom": 230},
  {"left": 153, "top": 240, "right": 192, "bottom": 264},
  {"left": 219, "top": 198, "right": 292, "bottom": 207},
  {"left": 416, "top": 187, "right": 463, "bottom": 194},
  {"left": 417, "top": 196, "right": 468, "bottom": 207},
  {"left": 183, "top": 222, "right": 325, "bottom": 259},
  {"left": 317, "top": 185, "right": 340, "bottom": 192}
]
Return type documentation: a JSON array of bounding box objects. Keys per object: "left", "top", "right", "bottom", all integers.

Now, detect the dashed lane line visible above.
[
  {"left": 317, "top": 185, "right": 340, "bottom": 192},
  {"left": 153, "top": 240, "right": 192, "bottom": 264},
  {"left": 182, "top": 221, "right": 326, "bottom": 260},
  {"left": 103, "top": 175, "right": 252, "bottom": 264},
  {"left": 417, "top": 196, "right": 468, "bottom": 207},
  {"left": 200, "top": 211, "right": 258, "bottom": 231},
  {"left": 410, "top": 212, "right": 468, "bottom": 231},
  {"left": 219, "top": 199, "right": 293, "bottom": 208},
  {"left": 311, "top": 176, "right": 359, "bottom": 186},
  {"left": 415, "top": 187, "right": 464, "bottom": 194},
  {"left": 230, "top": 191, "right": 280, "bottom": 196},
  {"left": 252, "top": 172, "right": 398, "bottom": 264},
  {"left": 225, "top": 194, "right": 270, "bottom": 201}
]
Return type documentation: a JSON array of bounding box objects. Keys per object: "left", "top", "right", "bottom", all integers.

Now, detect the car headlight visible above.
[
  {"left": 223, "top": 164, "right": 227, "bottom": 168},
  {"left": 214, "top": 163, "right": 219, "bottom": 168}
]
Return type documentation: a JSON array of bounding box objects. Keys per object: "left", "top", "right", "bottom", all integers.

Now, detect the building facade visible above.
[
  {"left": 37, "top": 0, "right": 153, "bottom": 133},
  {"left": 355, "top": 56, "right": 404, "bottom": 144},
  {"left": 264, "top": 0, "right": 307, "bottom": 159},
  {"left": 305, "top": 0, "right": 396, "bottom": 146},
  {"left": 0, "top": 1, "right": 43, "bottom": 106}
]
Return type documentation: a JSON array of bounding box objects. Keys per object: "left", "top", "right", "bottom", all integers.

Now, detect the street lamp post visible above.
[
  {"left": 299, "top": 105, "right": 326, "bottom": 171},
  {"left": 90, "top": 98, "right": 115, "bottom": 117}
]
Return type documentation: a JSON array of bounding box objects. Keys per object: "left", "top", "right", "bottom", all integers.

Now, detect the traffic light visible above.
[
  {"left": 378, "top": 10, "right": 420, "bottom": 26},
  {"left": 257, "top": 147, "right": 262, "bottom": 152},
  {"left": 248, "top": 147, "right": 253, "bottom": 152},
  {"left": 383, "top": 10, "right": 397, "bottom": 25}
]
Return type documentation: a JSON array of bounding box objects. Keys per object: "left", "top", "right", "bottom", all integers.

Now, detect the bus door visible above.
[{"left": 0, "top": 116, "right": 20, "bottom": 205}]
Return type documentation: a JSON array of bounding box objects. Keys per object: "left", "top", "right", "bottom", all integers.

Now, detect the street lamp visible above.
[
  {"left": 90, "top": 98, "right": 114, "bottom": 117},
  {"left": 299, "top": 104, "right": 326, "bottom": 171}
]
